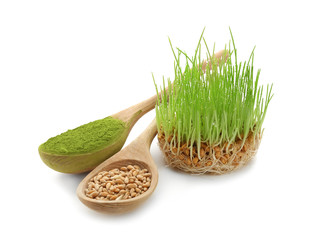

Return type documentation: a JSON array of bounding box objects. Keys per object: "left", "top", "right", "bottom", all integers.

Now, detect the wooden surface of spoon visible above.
[{"left": 77, "top": 118, "right": 158, "bottom": 214}]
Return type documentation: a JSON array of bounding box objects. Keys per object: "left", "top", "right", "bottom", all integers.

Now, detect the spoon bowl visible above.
[{"left": 77, "top": 119, "right": 158, "bottom": 214}]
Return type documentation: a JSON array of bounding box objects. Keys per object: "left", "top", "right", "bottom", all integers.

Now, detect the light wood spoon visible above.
[
  {"left": 77, "top": 118, "right": 158, "bottom": 214},
  {"left": 39, "top": 93, "right": 159, "bottom": 174}
]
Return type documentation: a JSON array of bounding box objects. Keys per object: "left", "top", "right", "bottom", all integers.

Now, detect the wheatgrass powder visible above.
[{"left": 40, "top": 117, "right": 126, "bottom": 155}]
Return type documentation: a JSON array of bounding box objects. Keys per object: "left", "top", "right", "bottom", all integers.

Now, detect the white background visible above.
[{"left": 1, "top": 1, "right": 308, "bottom": 239}]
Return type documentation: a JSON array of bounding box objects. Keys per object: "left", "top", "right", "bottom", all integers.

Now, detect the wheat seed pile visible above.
[{"left": 85, "top": 165, "right": 151, "bottom": 201}]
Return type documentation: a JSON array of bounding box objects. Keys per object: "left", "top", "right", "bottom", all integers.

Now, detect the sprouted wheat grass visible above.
[{"left": 153, "top": 28, "right": 273, "bottom": 174}]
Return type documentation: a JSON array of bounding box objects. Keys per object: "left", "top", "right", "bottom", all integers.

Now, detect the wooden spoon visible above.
[
  {"left": 39, "top": 94, "right": 158, "bottom": 174},
  {"left": 77, "top": 118, "right": 158, "bottom": 214}
]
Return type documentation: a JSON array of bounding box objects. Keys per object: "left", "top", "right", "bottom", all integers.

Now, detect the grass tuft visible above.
[{"left": 154, "top": 29, "right": 273, "bottom": 149}]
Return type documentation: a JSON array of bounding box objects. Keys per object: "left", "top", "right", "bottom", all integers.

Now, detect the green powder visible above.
[{"left": 40, "top": 117, "right": 126, "bottom": 155}]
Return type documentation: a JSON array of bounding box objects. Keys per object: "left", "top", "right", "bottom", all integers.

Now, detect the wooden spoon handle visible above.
[
  {"left": 133, "top": 118, "right": 158, "bottom": 150},
  {"left": 112, "top": 93, "right": 158, "bottom": 128}
]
